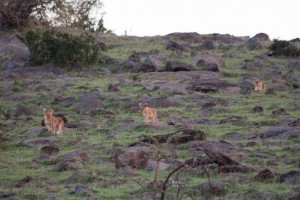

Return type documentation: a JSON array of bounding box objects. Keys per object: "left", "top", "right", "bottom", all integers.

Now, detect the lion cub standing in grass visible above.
[
  {"left": 253, "top": 78, "right": 268, "bottom": 91},
  {"left": 139, "top": 103, "right": 158, "bottom": 123},
  {"left": 43, "top": 108, "right": 64, "bottom": 134}
]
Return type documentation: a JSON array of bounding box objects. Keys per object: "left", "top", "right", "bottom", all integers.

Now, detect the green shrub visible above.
[
  {"left": 25, "top": 28, "right": 99, "bottom": 66},
  {"left": 269, "top": 39, "right": 300, "bottom": 57}
]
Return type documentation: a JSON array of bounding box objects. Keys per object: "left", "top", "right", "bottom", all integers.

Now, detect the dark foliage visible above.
[
  {"left": 269, "top": 39, "right": 300, "bottom": 57},
  {"left": 25, "top": 28, "right": 99, "bottom": 66}
]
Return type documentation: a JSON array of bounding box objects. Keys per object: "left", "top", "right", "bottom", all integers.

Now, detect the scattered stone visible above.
[
  {"left": 204, "top": 147, "right": 240, "bottom": 166},
  {"left": 272, "top": 108, "right": 288, "bottom": 116},
  {"left": 41, "top": 146, "right": 60, "bottom": 156},
  {"left": 55, "top": 160, "right": 84, "bottom": 172},
  {"left": 288, "top": 119, "right": 300, "bottom": 127},
  {"left": 114, "top": 149, "right": 148, "bottom": 170},
  {"left": 117, "top": 166, "right": 138, "bottom": 176},
  {"left": 166, "top": 41, "right": 185, "bottom": 51},
  {"left": 195, "top": 54, "right": 224, "bottom": 72},
  {"left": 74, "top": 185, "right": 94, "bottom": 196},
  {"left": 139, "top": 58, "right": 157, "bottom": 73},
  {"left": 20, "top": 127, "right": 45, "bottom": 136},
  {"left": 253, "top": 33, "right": 270, "bottom": 41},
  {"left": 165, "top": 61, "right": 194, "bottom": 71},
  {"left": 14, "top": 104, "right": 36, "bottom": 117},
  {"left": 146, "top": 160, "right": 170, "bottom": 171},
  {"left": 107, "top": 83, "right": 119, "bottom": 92},
  {"left": 21, "top": 137, "right": 58, "bottom": 147},
  {"left": 254, "top": 169, "right": 275, "bottom": 182},
  {"left": 245, "top": 141, "right": 257, "bottom": 147},
  {"left": 252, "top": 106, "right": 264, "bottom": 113},
  {"left": 245, "top": 37, "right": 263, "bottom": 50},
  {"left": 0, "top": 190, "right": 15, "bottom": 198},
  {"left": 74, "top": 90, "right": 102, "bottom": 114},
  {"left": 279, "top": 170, "right": 300, "bottom": 184},
  {"left": 198, "top": 181, "right": 223, "bottom": 198}
]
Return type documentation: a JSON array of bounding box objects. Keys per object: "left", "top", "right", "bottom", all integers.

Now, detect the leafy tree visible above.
[
  {"left": 0, "top": 0, "right": 102, "bottom": 30},
  {"left": 25, "top": 28, "right": 99, "bottom": 66},
  {"left": 269, "top": 39, "right": 300, "bottom": 57}
]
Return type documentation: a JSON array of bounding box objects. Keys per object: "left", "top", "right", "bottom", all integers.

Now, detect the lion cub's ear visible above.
[
  {"left": 260, "top": 78, "right": 263, "bottom": 81},
  {"left": 144, "top": 103, "right": 148, "bottom": 107}
]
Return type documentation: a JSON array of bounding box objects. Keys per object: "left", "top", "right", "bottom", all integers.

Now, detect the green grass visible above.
[{"left": 1, "top": 30, "right": 300, "bottom": 199}]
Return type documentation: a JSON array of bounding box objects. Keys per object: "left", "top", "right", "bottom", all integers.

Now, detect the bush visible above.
[
  {"left": 25, "top": 28, "right": 99, "bottom": 66},
  {"left": 269, "top": 39, "right": 300, "bottom": 57}
]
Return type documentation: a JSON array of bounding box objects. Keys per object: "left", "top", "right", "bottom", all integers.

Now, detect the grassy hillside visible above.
[{"left": 0, "top": 30, "right": 299, "bottom": 200}]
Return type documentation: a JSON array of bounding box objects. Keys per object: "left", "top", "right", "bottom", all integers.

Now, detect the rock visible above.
[
  {"left": 272, "top": 108, "right": 288, "bottom": 117},
  {"left": 128, "top": 51, "right": 141, "bottom": 62},
  {"left": 117, "top": 166, "right": 138, "bottom": 176},
  {"left": 14, "top": 104, "right": 36, "bottom": 117},
  {"left": 41, "top": 146, "right": 60, "bottom": 156},
  {"left": 219, "top": 116, "right": 246, "bottom": 125},
  {"left": 55, "top": 160, "right": 84, "bottom": 172},
  {"left": 279, "top": 170, "right": 300, "bottom": 184},
  {"left": 198, "top": 181, "right": 223, "bottom": 197},
  {"left": 261, "top": 191, "right": 281, "bottom": 200},
  {"left": 245, "top": 141, "right": 256, "bottom": 147},
  {"left": 20, "top": 127, "right": 46, "bottom": 136},
  {"left": 54, "top": 97, "right": 75, "bottom": 107},
  {"left": 138, "top": 58, "right": 157, "bottom": 73},
  {"left": 254, "top": 169, "right": 275, "bottom": 182},
  {"left": 107, "top": 83, "right": 119, "bottom": 92},
  {"left": 165, "top": 61, "right": 194, "bottom": 72},
  {"left": 0, "top": 35, "right": 31, "bottom": 69},
  {"left": 195, "top": 54, "right": 224, "bottom": 72},
  {"left": 288, "top": 119, "right": 300, "bottom": 127},
  {"left": 243, "top": 189, "right": 262, "bottom": 200},
  {"left": 62, "top": 150, "right": 91, "bottom": 161},
  {"left": 0, "top": 190, "right": 15, "bottom": 198},
  {"left": 74, "top": 185, "right": 94, "bottom": 196},
  {"left": 114, "top": 149, "right": 148, "bottom": 170},
  {"left": 245, "top": 37, "right": 263, "bottom": 50},
  {"left": 288, "top": 192, "right": 300, "bottom": 200},
  {"left": 166, "top": 41, "right": 185, "bottom": 51},
  {"left": 240, "top": 77, "right": 255, "bottom": 94},
  {"left": 253, "top": 106, "right": 264, "bottom": 113},
  {"left": 289, "top": 59, "right": 300, "bottom": 69},
  {"left": 189, "top": 79, "right": 240, "bottom": 93},
  {"left": 204, "top": 147, "right": 240, "bottom": 166},
  {"left": 201, "top": 40, "right": 215, "bottom": 50},
  {"left": 21, "top": 137, "right": 58, "bottom": 147},
  {"left": 146, "top": 160, "right": 170, "bottom": 171},
  {"left": 253, "top": 33, "right": 270, "bottom": 41},
  {"left": 74, "top": 90, "right": 102, "bottom": 114}
]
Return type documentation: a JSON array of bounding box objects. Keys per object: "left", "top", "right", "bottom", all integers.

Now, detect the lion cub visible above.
[
  {"left": 43, "top": 108, "right": 64, "bottom": 134},
  {"left": 253, "top": 78, "right": 268, "bottom": 91},
  {"left": 139, "top": 103, "right": 158, "bottom": 123}
]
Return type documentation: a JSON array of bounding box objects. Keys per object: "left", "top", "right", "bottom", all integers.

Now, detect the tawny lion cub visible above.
[
  {"left": 253, "top": 77, "right": 268, "bottom": 91},
  {"left": 43, "top": 108, "right": 64, "bottom": 134},
  {"left": 139, "top": 103, "right": 158, "bottom": 123}
]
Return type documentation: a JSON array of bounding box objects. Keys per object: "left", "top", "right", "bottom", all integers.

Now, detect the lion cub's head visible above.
[
  {"left": 139, "top": 103, "right": 148, "bottom": 111},
  {"left": 43, "top": 108, "right": 54, "bottom": 117}
]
